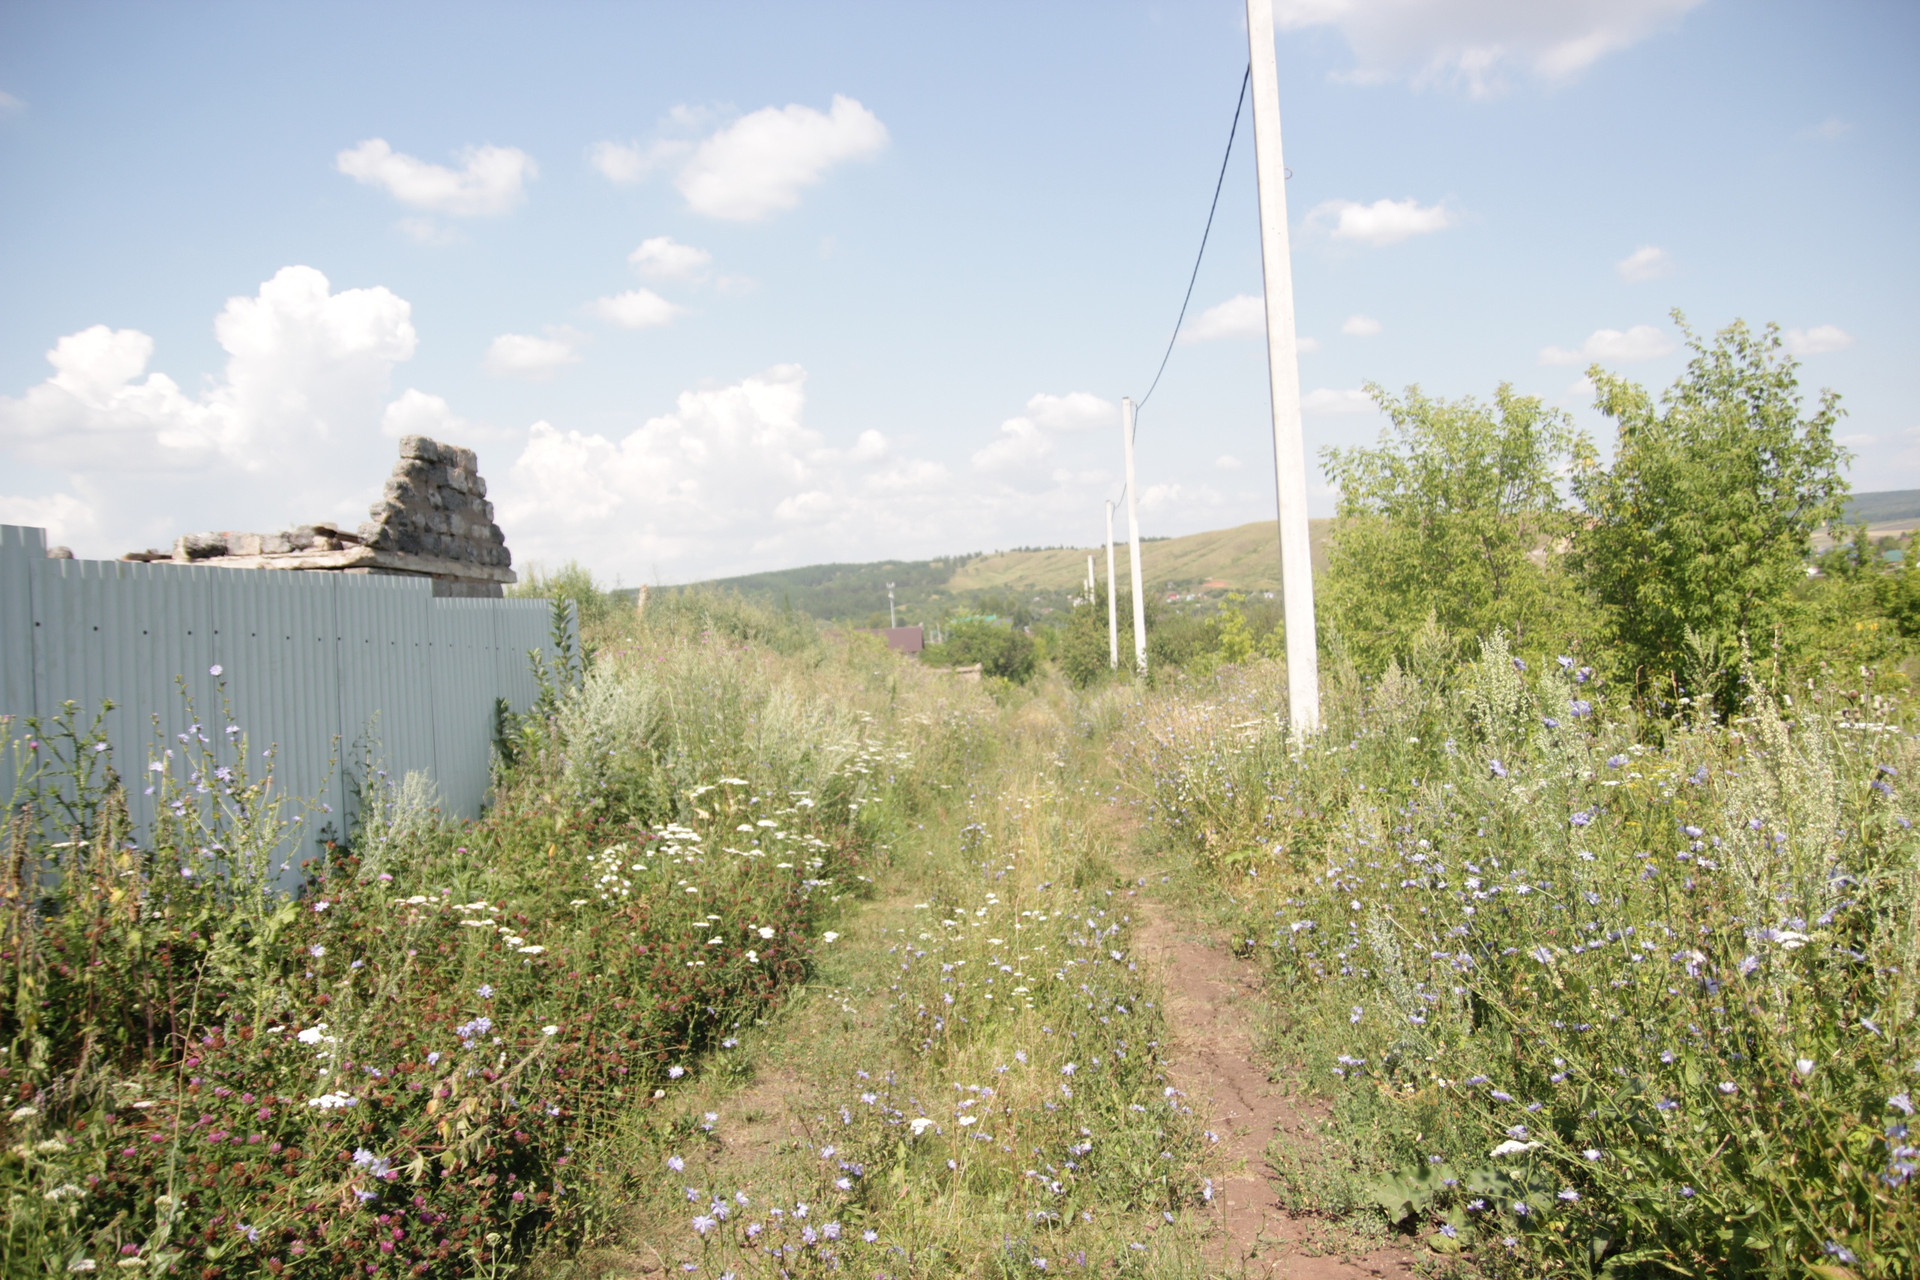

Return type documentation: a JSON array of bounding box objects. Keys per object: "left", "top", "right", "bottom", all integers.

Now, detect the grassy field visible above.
[
  {"left": 659, "top": 520, "right": 1334, "bottom": 627},
  {"left": 7, "top": 593, "right": 1916, "bottom": 1277}
]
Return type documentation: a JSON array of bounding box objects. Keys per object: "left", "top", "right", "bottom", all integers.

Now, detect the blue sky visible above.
[{"left": 1, "top": 1, "right": 1913, "bottom": 584}]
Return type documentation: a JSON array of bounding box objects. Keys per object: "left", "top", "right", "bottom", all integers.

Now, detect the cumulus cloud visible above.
[
  {"left": 0, "top": 490, "right": 95, "bottom": 545},
  {"left": 0, "top": 266, "right": 425, "bottom": 551},
  {"left": 0, "top": 266, "right": 415, "bottom": 472},
  {"left": 1024, "top": 392, "right": 1117, "bottom": 432},
  {"left": 492, "top": 367, "right": 1240, "bottom": 582},
  {"left": 1297, "top": 335, "right": 1322, "bottom": 354},
  {"left": 1785, "top": 324, "right": 1854, "bottom": 355},
  {"left": 848, "top": 429, "right": 889, "bottom": 462},
  {"left": 1615, "top": 245, "right": 1672, "bottom": 282},
  {"left": 676, "top": 96, "right": 888, "bottom": 220},
  {"left": 485, "top": 328, "right": 585, "bottom": 379},
  {"left": 1215, "top": 455, "right": 1243, "bottom": 470},
  {"left": 1539, "top": 324, "right": 1676, "bottom": 365},
  {"left": 1275, "top": 0, "right": 1704, "bottom": 98},
  {"left": 336, "top": 139, "right": 536, "bottom": 216},
  {"left": 1301, "top": 387, "right": 1378, "bottom": 414},
  {"left": 1180, "top": 294, "right": 1266, "bottom": 343},
  {"left": 1305, "top": 197, "right": 1453, "bottom": 246},
  {"left": 591, "top": 289, "right": 681, "bottom": 330},
  {"left": 972, "top": 418, "right": 1052, "bottom": 472},
  {"left": 587, "top": 138, "right": 685, "bottom": 185},
  {"left": 381, "top": 388, "right": 471, "bottom": 440},
  {"left": 628, "top": 236, "right": 712, "bottom": 282},
  {"left": 1341, "top": 314, "right": 1383, "bottom": 336}
]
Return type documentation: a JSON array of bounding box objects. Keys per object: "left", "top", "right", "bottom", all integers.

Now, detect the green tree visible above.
[
  {"left": 1570, "top": 314, "right": 1849, "bottom": 695},
  {"left": 1320, "top": 382, "right": 1589, "bottom": 670},
  {"left": 923, "top": 619, "right": 1037, "bottom": 683},
  {"left": 509, "top": 560, "right": 624, "bottom": 631}
]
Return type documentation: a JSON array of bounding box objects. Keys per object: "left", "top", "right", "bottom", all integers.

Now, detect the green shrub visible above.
[
  {"left": 924, "top": 620, "right": 1037, "bottom": 684},
  {"left": 1121, "top": 638, "right": 1920, "bottom": 1275}
]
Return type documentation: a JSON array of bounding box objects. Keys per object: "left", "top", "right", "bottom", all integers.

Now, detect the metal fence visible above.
[{"left": 1, "top": 524, "right": 572, "bottom": 861}]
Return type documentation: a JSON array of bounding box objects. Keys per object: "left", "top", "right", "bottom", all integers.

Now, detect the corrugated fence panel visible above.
[
  {"left": 0, "top": 525, "right": 42, "bottom": 730},
  {"left": 332, "top": 575, "right": 436, "bottom": 828},
  {"left": 0, "top": 526, "right": 574, "bottom": 854},
  {"left": 208, "top": 568, "right": 346, "bottom": 878},
  {"left": 30, "top": 558, "right": 222, "bottom": 842},
  {"left": 431, "top": 600, "right": 500, "bottom": 818}
]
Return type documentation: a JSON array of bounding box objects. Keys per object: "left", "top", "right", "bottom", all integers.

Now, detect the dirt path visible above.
[{"left": 1133, "top": 900, "right": 1422, "bottom": 1279}]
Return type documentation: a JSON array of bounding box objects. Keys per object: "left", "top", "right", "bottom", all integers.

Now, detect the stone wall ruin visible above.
[{"left": 119, "top": 436, "right": 515, "bottom": 598}]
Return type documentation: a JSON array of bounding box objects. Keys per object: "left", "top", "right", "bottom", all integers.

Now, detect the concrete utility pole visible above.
[
  {"left": 1121, "top": 398, "right": 1148, "bottom": 676},
  {"left": 886, "top": 582, "right": 896, "bottom": 629},
  {"left": 1104, "top": 500, "right": 1119, "bottom": 669},
  {"left": 1246, "top": 0, "right": 1320, "bottom": 734}
]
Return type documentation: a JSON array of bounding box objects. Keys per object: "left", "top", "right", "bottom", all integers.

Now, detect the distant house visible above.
[{"left": 857, "top": 625, "right": 924, "bottom": 656}]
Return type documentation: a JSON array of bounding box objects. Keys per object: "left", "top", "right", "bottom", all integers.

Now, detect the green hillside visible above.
[
  {"left": 657, "top": 488, "right": 1915, "bottom": 626},
  {"left": 1845, "top": 489, "right": 1920, "bottom": 525},
  {"left": 659, "top": 519, "right": 1331, "bottom": 626}
]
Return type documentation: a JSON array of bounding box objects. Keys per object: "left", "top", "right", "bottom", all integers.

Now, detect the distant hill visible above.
[
  {"left": 658, "top": 489, "right": 1917, "bottom": 626},
  {"left": 660, "top": 519, "right": 1331, "bottom": 625},
  {"left": 1846, "top": 490, "right": 1920, "bottom": 525}
]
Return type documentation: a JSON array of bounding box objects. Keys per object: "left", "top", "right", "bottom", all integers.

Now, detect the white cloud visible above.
[
  {"left": 485, "top": 328, "right": 585, "bottom": 378},
  {"left": 1305, "top": 197, "right": 1452, "bottom": 246},
  {"left": 588, "top": 138, "right": 690, "bottom": 185},
  {"left": 0, "top": 266, "right": 415, "bottom": 471},
  {"left": 592, "top": 289, "right": 681, "bottom": 330},
  {"left": 336, "top": 139, "right": 536, "bottom": 216},
  {"left": 0, "top": 266, "right": 423, "bottom": 552},
  {"left": 1341, "top": 314, "right": 1383, "bottom": 337},
  {"left": 628, "top": 236, "right": 712, "bottom": 282},
  {"left": 1837, "top": 433, "right": 1878, "bottom": 447},
  {"left": 1539, "top": 324, "right": 1675, "bottom": 365},
  {"left": 0, "top": 490, "right": 94, "bottom": 545},
  {"left": 1614, "top": 245, "right": 1672, "bottom": 282},
  {"left": 1275, "top": 0, "right": 1704, "bottom": 98},
  {"left": 1180, "top": 294, "right": 1266, "bottom": 343},
  {"left": 1024, "top": 391, "right": 1117, "bottom": 432},
  {"left": 1301, "top": 387, "right": 1377, "bottom": 414},
  {"left": 381, "top": 388, "right": 471, "bottom": 440},
  {"left": 494, "top": 367, "right": 1243, "bottom": 581},
  {"left": 1139, "top": 482, "right": 1221, "bottom": 513},
  {"left": 1298, "top": 335, "right": 1321, "bottom": 353},
  {"left": 1567, "top": 375, "right": 1597, "bottom": 398},
  {"left": 1215, "top": 454, "right": 1243, "bottom": 470},
  {"left": 676, "top": 95, "right": 888, "bottom": 220},
  {"left": 972, "top": 417, "right": 1052, "bottom": 472},
  {"left": 1785, "top": 324, "right": 1854, "bottom": 356}
]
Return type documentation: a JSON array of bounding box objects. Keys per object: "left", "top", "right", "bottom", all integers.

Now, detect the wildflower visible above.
[
  {"left": 910, "top": 1118, "right": 934, "bottom": 1135},
  {"left": 1061, "top": 1062, "right": 1076, "bottom": 1076},
  {"left": 308, "top": 944, "right": 325, "bottom": 958},
  {"left": 426, "top": 1052, "right": 440, "bottom": 1066},
  {"left": 209, "top": 664, "right": 222, "bottom": 676},
  {"left": 1606, "top": 754, "right": 1628, "bottom": 768},
  {"left": 823, "top": 1222, "right": 841, "bottom": 1240},
  {"left": 1488, "top": 759, "right": 1508, "bottom": 779},
  {"left": 312, "top": 900, "right": 329, "bottom": 912},
  {"left": 1570, "top": 809, "right": 1594, "bottom": 827},
  {"left": 863, "top": 1229, "right": 879, "bottom": 1243},
  {"left": 1558, "top": 1188, "right": 1579, "bottom": 1201},
  {"left": 691, "top": 1215, "right": 715, "bottom": 1235},
  {"left": 1582, "top": 1148, "right": 1603, "bottom": 1161},
  {"left": 1350, "top": 1006, "right": 1363, "bottom": 1024},
  {"left": 1679, "top": 1185, "right": 1695, "bottom": 1197},
  {"left": 669, "top": 1065, "right": 686, "bottom": 1079},
  {"left": 1796, "top": 1057, "right": 1815, "bottom": 1075},
  {"left": 1512, "top": 1201, "right": 1532, "bottom": 1217},
  {"left": 668, "top": 1156, "right": 685, "bottom": 1172},
  {"left": 1825, "top": 1243, "right": 1859, "bottom": 1264},
  {"left": 1718, "top": 1082, "right": 1737, "bottom": 1095},
  {"left": 542, "top": 1025, "right": 559, "bottom": 1036},
  {"left": 1891, "top": 1093, "right": 1914, "bottom": 1116},
  {"left": 477, "top": 984, "right": 494, "bottom": 999},
  {"left": 1569, "top": 699, "right": 1592, "bottom": 718},
  {"left": 822, "top": 931, "right": 840, "bottom": 943}
]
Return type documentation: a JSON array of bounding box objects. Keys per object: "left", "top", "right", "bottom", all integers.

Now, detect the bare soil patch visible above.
[{"left": 1132, "top": 900, "right": 1423, "bottom": 1279}]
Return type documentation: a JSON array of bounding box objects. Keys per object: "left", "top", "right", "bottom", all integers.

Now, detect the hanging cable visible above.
[{"left": 1134, "top": 63, "right": 1250, "bottom": 412}]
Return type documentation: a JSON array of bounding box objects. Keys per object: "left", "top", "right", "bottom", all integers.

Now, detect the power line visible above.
[{"left": 1134, "top": 64, "right": 1251, "bottom": 413}]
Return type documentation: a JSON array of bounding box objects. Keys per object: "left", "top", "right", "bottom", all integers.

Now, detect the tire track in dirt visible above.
[{"left": 1133, "top": 900, "right": 1421, "bottom": 1279}]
